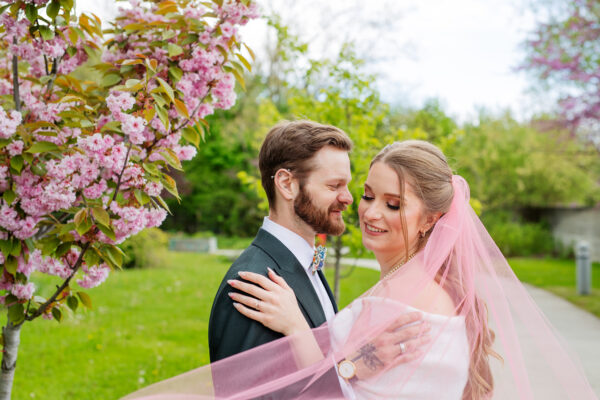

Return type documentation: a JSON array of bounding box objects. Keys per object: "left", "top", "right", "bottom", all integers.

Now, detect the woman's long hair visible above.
[{"left": 372, "top": 140, "right": 499, "bottom": 399}]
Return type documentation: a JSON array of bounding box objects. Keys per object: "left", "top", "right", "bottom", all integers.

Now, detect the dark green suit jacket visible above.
[{"left": 208, "top": 229, "right": 343, "bottom": 398}]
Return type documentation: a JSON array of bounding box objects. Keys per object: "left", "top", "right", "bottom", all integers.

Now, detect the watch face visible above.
[{"left": 338, "top": 360, "right": 356, "bottom": 379}]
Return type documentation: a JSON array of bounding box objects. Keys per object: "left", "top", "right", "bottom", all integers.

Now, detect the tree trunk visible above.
[
  {"left": 333, "top": 236, "right": 342, "bottom": 304},
  {"left": 0, "top": 318, "right": 21, "bottom": 400}
]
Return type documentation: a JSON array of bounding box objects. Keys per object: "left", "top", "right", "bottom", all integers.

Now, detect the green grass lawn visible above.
[
  {"left": 4, "top": 253, "right": 597, "bottom": 399},
  {"left": 3, "top": 252, "right": 378, "bottom": 400}
]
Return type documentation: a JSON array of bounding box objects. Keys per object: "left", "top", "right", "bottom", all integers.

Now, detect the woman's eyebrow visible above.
[{"left": 364, "top": 183, "right": 402, "bottom": 198}]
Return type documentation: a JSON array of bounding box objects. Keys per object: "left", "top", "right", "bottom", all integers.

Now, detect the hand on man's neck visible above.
[{"left": 268, "top": 210, "right": 316, "bottom": 247}]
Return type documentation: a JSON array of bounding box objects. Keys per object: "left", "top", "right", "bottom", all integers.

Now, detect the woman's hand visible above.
[
  {"left": 228, "top": 268, "right": 310, "bottom": 336},
  {"left": 351, "top": 312, "right": 431, "bottom": 381}
]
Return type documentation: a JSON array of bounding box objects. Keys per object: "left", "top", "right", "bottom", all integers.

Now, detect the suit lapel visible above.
[
  {"left": 252, "top": 229, "right": 327, "bottom": 328},
  {"left": 317, "top": 270, "right": 338, "bottom": 313}
]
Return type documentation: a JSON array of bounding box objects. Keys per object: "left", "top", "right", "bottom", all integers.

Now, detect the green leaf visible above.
[
  {"left": 25, "top": 4, "right": 38, "bottom": 22},
  {"left": 173, "top": 98, "right": 189, "bottom": 119},
  {"left": 77, "top": 291, "right": 92, "bottom": 309},
  {"left": 0, "top": 4, "right": 11, "bottom": 16},
  {"left": 75, "top": 217, "right": 93, "bottom": 236},
  {"left": 8, "top": 303, "right": 24, "bottom": 324},
  {"left": 55, "top": 242, "right": 72, "bottom": 258},
  {"left": 26, "top": 141, "right": 59, "bottom": 153},
  {"left": 67, "top": 295, "right": 78, "bottom": 312},
  {"left": 47, "top": 0, "right": 60, "bottom": 19},
  {"left": 142, "top": 162, "right": 160, "bottom": 176},
  {"left": 151, "top": 93, "right": 167, "bottom": 108},
  {"left": 39, "top": 26, "right": 55, "bottom": 40},
  {"left": 160, "top": 173, "right": 180, "bottom": 199},
  {"left": 243, "top": 43, "right": 255, "bottom": 61},
  {"left": 236, "top": 53, "right": 252, "bottom": 72},
  {"left": 0, "top": 240, "right": 11, "bottom": 255},
  {"left": 52, "top": 307, "right": 63, "bottom": 322},
  {"left": 4, "top": 257, "right": 17, "bottom": 275},
  {"left": 105, "top": 245, "right": 123, "bottom": 268},
  {"left": 155, "top": 77, "right": 175, "bottom": 102},
  {"left": 167, "top": 43, "right": 183, "bottom": 58},
  {"left": 41, "top": 237, "right": 60, "bottom": 255},
  {"left": 10, "top": 155, "right": 23, "bottom": 173},
  {"left": 91, "top": 207, "right": 110, "bottom": 226},
  {"left": 97, "top": 223, "right": 116, "bottom": 241},
  {"left": 181, "top": 34, "right": 199, "bottom": 46},
  {"left": 153, "top": 195, "right": 172, "bottom": 214},
  {"left": 9, "top": 240, "right": 21, "bottom": 257},
  {"left": 101, "top": 73, "right": 121, "bottom": 88},
  {"left": 83, "top": 248, "right": 100, "bottom": 266},
  {"left": 100, "top": 121, "right": 122, "bottom": 133},
  {"left": 2, "top": 190, "right": 16, "bottom": 205},
  {"left": 168, "top": 66, "right": 183, "bottom": 83},
  {"left": 59, "top": 0, "right": 73, "bottom": 13},
  {"left": 155, "top": 105, "right": 170, "bottom": 131},
  {"left": 133, "top": 189, "right": 150, "bottom": 205},
  {"left": 182, "top": 126, "right": 200, "bottom": 147},
  {"left": 74, "top": 208, "right": 87, "bottom": 227},
  {"left": 160, "top": 149, "right": 183, "bottom": 171}
]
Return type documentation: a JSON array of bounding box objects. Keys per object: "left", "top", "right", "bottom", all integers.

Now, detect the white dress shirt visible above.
[{"left": 261, "top": 217, "right": 336, "bottom": 321}]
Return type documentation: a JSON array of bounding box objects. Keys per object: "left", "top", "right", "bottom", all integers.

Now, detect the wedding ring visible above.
[
  {"left": 399, "top": 342, "right": 406, "bottom": 354},
  {"left": 255, "top": 300, "right": 261, "bottom": 311}
]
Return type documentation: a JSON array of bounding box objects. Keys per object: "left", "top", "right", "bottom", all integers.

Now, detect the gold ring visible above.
[{"left": 399, "top": 342, "right": 406, "bottom": 354}]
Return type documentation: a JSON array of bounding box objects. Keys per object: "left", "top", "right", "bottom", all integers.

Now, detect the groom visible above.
[{"left": 209, "top": 120, "right": 352, "bottom": 363}]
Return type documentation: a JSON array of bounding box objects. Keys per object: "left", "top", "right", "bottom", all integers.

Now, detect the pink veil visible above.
[{"left": 122, "top": 175, "right": 597, "bottom": 400}]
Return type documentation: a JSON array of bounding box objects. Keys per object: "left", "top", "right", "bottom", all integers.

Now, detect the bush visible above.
[
  {"left": 482, "top": 211, "right": 555, "bottom": 257},
  {"left": 120, "top": 228, "right": 169, "bottom": 269}
]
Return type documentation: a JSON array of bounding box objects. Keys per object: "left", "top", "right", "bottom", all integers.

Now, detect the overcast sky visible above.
[{"left": 78, "top": 0, "right": 542, "bottom": 123}]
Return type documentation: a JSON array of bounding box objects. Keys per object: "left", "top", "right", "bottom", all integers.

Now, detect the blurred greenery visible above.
[
  {"left": 7, "top": 253, "right": 598, "bottom": 399},
  {"left": 120, "top": 228, "right": 169, "bottom": 269},
  {"left": 160, "top": 14, "right": 600, "bottom": 262}
]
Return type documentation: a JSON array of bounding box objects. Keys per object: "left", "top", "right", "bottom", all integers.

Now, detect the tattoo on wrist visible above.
[{"left": 352, "top": 343, "right": 384, "bottom": 371}]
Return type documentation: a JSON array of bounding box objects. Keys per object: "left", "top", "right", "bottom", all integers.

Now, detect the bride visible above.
[{"left": 125, "top": 141, "right": 596, "bottom": 399}]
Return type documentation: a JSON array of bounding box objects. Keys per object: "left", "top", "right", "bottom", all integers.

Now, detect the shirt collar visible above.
[{"left": 261, "top": 217, "right": 315, "bottom": 271}]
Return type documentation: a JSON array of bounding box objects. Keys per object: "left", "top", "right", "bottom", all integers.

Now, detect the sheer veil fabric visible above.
[{"left": 123, "top": 176, "right": 596, "bottom": 400}]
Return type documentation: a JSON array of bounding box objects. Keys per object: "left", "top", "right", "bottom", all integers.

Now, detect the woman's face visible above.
[{"left": 358, "top": 162, "right": 428, "bottom": 260}]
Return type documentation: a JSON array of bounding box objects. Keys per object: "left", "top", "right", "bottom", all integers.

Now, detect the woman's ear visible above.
[
  {"left": 273, "top": 169, "right": 297, "bottom": 201},
  {"left": 421, "top": 211, "right": 443, "bottom": 234}
]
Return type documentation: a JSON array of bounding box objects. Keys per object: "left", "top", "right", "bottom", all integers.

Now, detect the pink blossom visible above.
[
  {"left": 11, "top": 282, "right": 35, "bottom": 301},
  {"left": 6, "top": 140, "right": 24, "bottom": 156},
  {"left": 0, "top": 107, "right": 22, "bottom": 139},
  {"left": 77, "top": 264, "right": 110, "bottom": 288},
  {"left": 144, "top": 181, "right": 163, "bottom": 197}
]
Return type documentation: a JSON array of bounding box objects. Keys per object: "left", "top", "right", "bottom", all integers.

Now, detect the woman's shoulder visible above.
[{"left": 411, "top": 281, "right": 457, "bottom": 317}]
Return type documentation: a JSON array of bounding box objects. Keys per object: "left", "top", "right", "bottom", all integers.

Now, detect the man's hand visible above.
[{"left": 349, "top": 312, "right": 431, "bottom": 381}]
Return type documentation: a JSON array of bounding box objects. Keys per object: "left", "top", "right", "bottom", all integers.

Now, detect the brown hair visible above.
[
  {"left": 259, "top": 120, "right": 353, "bottom": 208},
  {"left": 371, "top": 140, "right": 498, "bottom": 400}
]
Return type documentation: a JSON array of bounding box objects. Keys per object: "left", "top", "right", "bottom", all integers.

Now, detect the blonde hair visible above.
[{"left": 371, "top": 140, "right": 498, "bottom": 400}]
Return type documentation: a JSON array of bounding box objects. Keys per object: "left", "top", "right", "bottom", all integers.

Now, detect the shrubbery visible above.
[
  {"left": 120, "top": 228, "right": 169, "bottom": 269},
  {"left": 482, "top": 212, "right": 555, "bottom": 257}
]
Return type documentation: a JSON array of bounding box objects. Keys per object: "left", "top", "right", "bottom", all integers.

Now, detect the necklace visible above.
[{"left": 382, "top": 252, "right": 417, "bottom": 280}]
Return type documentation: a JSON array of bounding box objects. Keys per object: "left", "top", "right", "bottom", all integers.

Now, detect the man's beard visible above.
[{"left": 294, "top": 185, "right": 346, "bottom": 236}]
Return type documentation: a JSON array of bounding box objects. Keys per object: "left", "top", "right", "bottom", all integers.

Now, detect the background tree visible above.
[
  {"left": 0, "top": 0, "right": 257, "bottom": 397},
  {"left": 522, "top": 0, "right": 600, "bottom": 151}
]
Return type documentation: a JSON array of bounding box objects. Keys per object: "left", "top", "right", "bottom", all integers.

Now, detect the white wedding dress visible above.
[{"left": 331, "top": 298, "right": 470, "bottom": 400}]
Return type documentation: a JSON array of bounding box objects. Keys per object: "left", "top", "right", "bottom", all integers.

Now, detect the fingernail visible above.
[
  {"left": 267, "top": 267, "right": 274, "bottom": 274},
  {"left": 238, "top": 271, "right": 247, "bottom": 278},
  {"left": 227, "top": 279, "right": 237, "bottom": 286},
  {"left": 228, "top": 292, "right": 234, "bottom": 298},
  {"left": 232, "top": 302, "right": 239, "bottom": 307}
]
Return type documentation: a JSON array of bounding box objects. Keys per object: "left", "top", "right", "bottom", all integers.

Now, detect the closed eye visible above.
[{"left": 361, "top": 194, "right": 373, "bottom": 201}]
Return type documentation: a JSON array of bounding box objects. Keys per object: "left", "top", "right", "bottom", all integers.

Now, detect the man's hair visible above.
[{"left": 259, "top": 120, "right": 353, "bottom": 208}]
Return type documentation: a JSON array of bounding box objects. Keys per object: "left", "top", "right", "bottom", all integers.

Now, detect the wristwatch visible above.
[{"left": 338, "top": 359, "right": 358, "bottom": 383}]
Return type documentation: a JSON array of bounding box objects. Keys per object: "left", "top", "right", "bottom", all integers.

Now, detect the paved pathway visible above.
[{"left": 214, "top": 251, "right": 599, "bottom": 395}]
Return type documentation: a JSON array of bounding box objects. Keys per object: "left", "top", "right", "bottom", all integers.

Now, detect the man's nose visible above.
[{"left": 339, "top": 186, "right": 353, "bottom": 205}]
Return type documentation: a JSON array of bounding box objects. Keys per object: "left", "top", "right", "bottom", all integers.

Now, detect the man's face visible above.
[{"left": 293, "top": 146, "right": 353, "bottom": 236}]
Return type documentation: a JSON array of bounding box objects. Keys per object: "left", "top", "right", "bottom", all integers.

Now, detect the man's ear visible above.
[{"left": 273, "top": 168, "right": 297, "bottom": 201}]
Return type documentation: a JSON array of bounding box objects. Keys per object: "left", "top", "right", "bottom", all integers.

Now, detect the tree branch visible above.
[
  {"left": 11, "top": 38, "right": 20, "bottom": 113},
  {"left": 24, "top": 241, "right": 90, "bottom": 322}
]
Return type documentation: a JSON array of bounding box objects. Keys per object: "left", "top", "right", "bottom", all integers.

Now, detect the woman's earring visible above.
[{"left": 420, "top": 231, "right": 425, "bottom": 238}]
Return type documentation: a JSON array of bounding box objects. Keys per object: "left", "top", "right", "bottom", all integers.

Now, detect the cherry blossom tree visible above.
[
  {"left": 0, "top": 0, "right": 258, "bottom": 397},
  {"left": 522, "top": 0, "right": 600, "bottom": 151}
]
